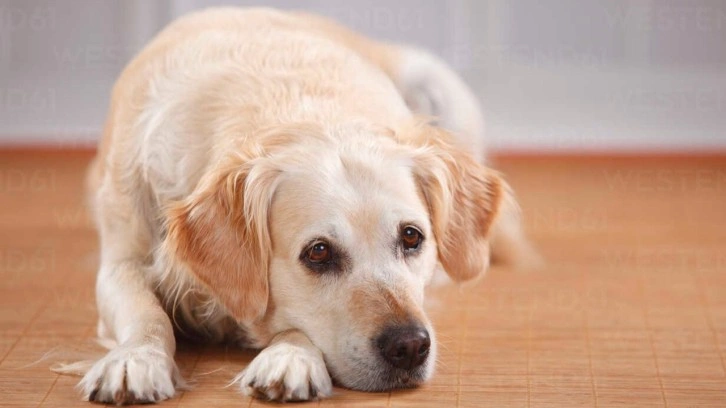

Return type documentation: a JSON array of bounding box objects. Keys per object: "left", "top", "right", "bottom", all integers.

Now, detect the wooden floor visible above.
[{"left": 1, "top": 151, "right": 725, "bottom": 407}]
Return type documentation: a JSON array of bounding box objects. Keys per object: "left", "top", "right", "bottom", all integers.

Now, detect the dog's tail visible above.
[
  {"left": 292, "top": 12, "right": 486, "bottom": 161},
  {"left": 387, "top": 46, "right": 541, "bottom": 270},
  {"left": 385, "top": 45, "right": 487, "bottom": 163}
]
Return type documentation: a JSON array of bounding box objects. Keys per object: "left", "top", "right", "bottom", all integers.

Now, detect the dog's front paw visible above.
[
  {"left": 79, "top": 344, "right": 179, "bottom": 404},
  {"left": 237, "top": 341, "right": 333, "bottom": 401}
]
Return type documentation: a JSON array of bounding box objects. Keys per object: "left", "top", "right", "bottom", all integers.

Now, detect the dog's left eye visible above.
[
  {"left": 307, "top": 241, "right": 332, "bottom": 264},
  {"left": 401, "top": 226, "right": 423, "bottom": 252}
]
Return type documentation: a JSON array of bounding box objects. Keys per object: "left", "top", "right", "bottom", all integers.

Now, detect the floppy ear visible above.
[
  {"left": 412, "top": 125, "right": 516, "bottom": 281},
  {"left": 164, "top": 158, "right": 279, "bottom": 324}
]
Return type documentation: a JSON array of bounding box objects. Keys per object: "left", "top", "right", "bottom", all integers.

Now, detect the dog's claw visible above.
[
  {"left": 309, "top": 383, "right": 318, "bottom": 399},
  {"left": 88, "top": 387, "right": 99, "bottom": 402}
]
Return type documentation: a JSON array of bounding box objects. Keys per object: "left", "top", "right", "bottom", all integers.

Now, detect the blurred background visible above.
[{"left": 1, "top": 0, "right": 724, "bottom": 152}]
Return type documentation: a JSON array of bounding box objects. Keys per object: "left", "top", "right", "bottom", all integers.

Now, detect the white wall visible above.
[{"left": 1, "top": 0, "right": 724, "bottom": 151}]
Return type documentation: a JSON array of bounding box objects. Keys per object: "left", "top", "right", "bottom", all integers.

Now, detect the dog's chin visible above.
[{"left": 328, "top": 356, "right": 434, "bottom": 392}]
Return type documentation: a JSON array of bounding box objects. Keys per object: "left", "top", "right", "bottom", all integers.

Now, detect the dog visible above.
[{"left": 79, "top": 7, "right": 529, "bottom": 404}]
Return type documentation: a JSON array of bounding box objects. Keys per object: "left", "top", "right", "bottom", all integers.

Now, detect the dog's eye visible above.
[
  {"left": 307, "top": 241, "right": 332, "bottom": 263},
  {"left": 401, "top": 226, "right": 423, "bottom": 251}
]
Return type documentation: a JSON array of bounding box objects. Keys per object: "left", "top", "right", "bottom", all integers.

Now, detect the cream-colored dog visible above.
[{"left": 81, "top": 7, "right": 528, "bottom": 404}]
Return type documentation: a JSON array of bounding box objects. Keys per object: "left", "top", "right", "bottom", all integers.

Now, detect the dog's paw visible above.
[
  {"left": 237, "top": 342, "right": 333, "bottom": 402},
  {"left": 79, "top": 344, "right": 179, "bottom": 404}
]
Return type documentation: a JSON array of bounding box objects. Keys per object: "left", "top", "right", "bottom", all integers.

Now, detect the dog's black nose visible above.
[{"left": 377, "top": 326, "right": 430, "bottom": 370}]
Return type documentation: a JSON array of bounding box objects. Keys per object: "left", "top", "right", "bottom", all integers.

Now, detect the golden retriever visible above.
[{"left": 80, "top": 7, "right": 529, "bottom": 404}]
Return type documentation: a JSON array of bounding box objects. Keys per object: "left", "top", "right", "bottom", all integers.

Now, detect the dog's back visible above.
[{"left": 89, "top": 8, "right": 486, "bottom": 204}]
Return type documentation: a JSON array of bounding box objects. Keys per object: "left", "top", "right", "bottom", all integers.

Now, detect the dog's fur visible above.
[{"left": 80, "top": 7, "right": 529, "bottom": 404}]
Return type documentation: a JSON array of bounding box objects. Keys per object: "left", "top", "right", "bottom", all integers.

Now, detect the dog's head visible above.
[{"left": 166, "top": 122, "right": 514, "bottom": 390}]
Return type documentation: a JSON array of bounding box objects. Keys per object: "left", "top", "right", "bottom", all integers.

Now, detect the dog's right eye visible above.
[
  {"left": 307, "top": 241, "right": 332, "bottom": 264},
  {"left": 300, "top": 239, "right": 347, "bottom": 274}
]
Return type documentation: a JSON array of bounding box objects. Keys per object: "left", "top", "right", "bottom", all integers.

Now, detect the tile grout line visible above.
[
  {"left": 36, "top": 371, "right": 61, "bottom": 407},
  {"left": 3, "top": 301, "right": 54, "bottom": 407},
  {"left": 226, "top": 344, "right": 254, "bottom": 408},
  {"left": 527, "top": 285, "right": 533, "bottom": 408},
  {"left": 175, "top": 347, "right": 204, "bottom": 407},
  {"left": 455, "top": 287, "right": 471, "bottom": 408},
  {"left": 40, "top": 321, "right": 98, "bottom": 407},
  {"left": 0, "top": 300, "right": 51, "bottom": 365},
  {"left": 639, "top": 276, "right": 668, "bottom": 408},
  {"left": 582, "top": 272, "right": 599, "bottom": 408},
  {"left": 246, "top": 390, "right": 254, "bottom": 408},
  {"left": 693, "top": 271, "right": 726, "bottom": 380}
]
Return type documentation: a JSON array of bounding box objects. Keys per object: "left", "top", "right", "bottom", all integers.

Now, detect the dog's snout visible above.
[{"left": 377, "top": 326, "right": 430, "bottom": 370}]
